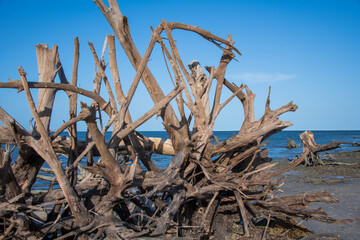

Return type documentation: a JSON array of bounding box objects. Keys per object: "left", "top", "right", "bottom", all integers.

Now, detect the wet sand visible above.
[{"left": 273, "top": 150, "right": 360, "bottom": 240}]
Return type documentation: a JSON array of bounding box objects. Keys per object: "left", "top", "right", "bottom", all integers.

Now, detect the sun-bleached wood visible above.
[{"left": 0, "top": 1, "right": 354, "bottom": 238}]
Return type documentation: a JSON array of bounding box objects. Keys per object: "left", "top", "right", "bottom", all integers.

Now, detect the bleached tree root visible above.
[{"left": 0, "top": 1, "right": 355, "bottom": 239}]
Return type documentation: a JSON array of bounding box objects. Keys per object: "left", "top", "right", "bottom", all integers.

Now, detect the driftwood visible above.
[
  {"left": 291, "top": 130, "right": 358, "bottom": 166},
  {"left": 0, "top": 1, "right": 354, "bottom": 239},
  {"left": 286, "top": 138, "right": 300, "bottom": 149}
]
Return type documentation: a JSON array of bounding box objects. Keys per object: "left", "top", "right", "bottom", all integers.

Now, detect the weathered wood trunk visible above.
[{"left": 11, "top": 45, "right": 58, "bottom": 193}]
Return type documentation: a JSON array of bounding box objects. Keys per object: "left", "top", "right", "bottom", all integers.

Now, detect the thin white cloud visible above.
[{"left": 228, "top": 72, "right": 296, "bottom": 84}]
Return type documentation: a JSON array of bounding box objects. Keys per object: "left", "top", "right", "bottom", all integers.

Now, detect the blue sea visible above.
[
  {"left": 8, "top": 130, "right": 360, "bottom": 190},
  {"left": 142, "top": 130, "right": 360, "bottom": 167}
]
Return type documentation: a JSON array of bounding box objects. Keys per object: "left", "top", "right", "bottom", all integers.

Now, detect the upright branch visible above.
[
  {"left": 107, "top": 34, "right": 160, "bottom": 172},
  {"left": 33, "top": 44, "right": 58, "bottom": 134},
  {"left": 18, "top": 67, "right": 91, "bottom": 226},
  {"left": 67, "top": 37, "right": 80, "bottom": 185},
  {"left": 93, "top": 0, "right": 186, "bottom": 152},
  {"left": 89, "top": 41, "right": 117, "bottom": 115},
  {"left": 10, "top": 44, "right": 60, "bottom": 193}
]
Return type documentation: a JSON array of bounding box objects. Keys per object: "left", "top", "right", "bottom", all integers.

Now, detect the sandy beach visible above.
[{"left": 273, "top": 150, "right": 360, "bottom": 240}]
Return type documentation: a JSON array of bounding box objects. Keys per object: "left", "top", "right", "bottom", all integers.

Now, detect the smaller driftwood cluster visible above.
[
  {"left": 0, "top": 1, "right": 356, "bottom": 239},
  {"left": 286, "top": 138, "right": 300, "bottom": 149},
  {"left": 289, "top": 131, "right": 359, "bottom": 166}
]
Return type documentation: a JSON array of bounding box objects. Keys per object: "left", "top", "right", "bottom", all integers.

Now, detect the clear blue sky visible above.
[{"left": 0, "top": 0, "right": 359, "bottom": 131}]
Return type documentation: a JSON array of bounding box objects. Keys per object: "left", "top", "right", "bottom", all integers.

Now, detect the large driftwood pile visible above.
[{"left": 0, "top": 1, "right": 352, "bottom": 239}]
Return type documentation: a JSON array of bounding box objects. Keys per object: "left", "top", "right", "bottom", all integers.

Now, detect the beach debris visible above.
[
  {"left": 0, "top": 1, "right": 355, "bottom": 238},
  {"left": 288, "top": 131, "right": 359, "bottom": 166},
  {"left": 286, "top": 138, "right": 300, "bottom": 148}
]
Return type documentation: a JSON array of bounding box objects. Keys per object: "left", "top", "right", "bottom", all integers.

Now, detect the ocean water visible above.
[
  {"left": 7, "top": 130, "right": 360, "bottom": 190},
  {"left": 141, "top": 130, "right": 360, "bottom": 165},
  {"left": 96, "top": 130, "right": 360, "bottom": 168}
]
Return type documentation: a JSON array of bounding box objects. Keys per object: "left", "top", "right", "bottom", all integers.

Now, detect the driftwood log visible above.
[{"left": 0, "top": 1, "right": 354, "bottom": 239}]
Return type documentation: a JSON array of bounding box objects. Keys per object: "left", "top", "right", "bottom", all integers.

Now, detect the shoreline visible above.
[{"left": 273, "top": 149, "right": 360, "bottom": 239}]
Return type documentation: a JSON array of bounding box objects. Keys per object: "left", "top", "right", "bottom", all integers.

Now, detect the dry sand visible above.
[{"left": 273, "top": 150, "right": 360, "bottom": 240}]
